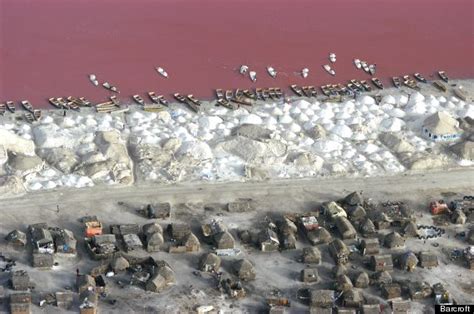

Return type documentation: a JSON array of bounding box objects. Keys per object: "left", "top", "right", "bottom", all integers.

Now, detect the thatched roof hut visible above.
[
  {"left": 362, "top": 304, "right": 382, "bottom": 314},
  {"left": 5, "top": 230, "right": 27, "bottom": 246},
  {"left": 233, "top": 259, "right": 256, "bottom": 281},
  {"left": 406, "top": 281, "right": 432, "bottom": 299},
  {"left": 360, "top": 238, "right": 380, "bottom": 255},
  {"left": 390, "top": 300, "right": 411, "bottom": 313},
  {"left": 343, "top": 191, "right": 363, "bottom": 207},
  {"left": 10, "top": 292, "right": 31, "bottom": 314},
  {"left": 32, "top": 253, "right": 54, "bottom": 269},
  {"left": 381, "top": 283, "right": 401, "bottom": 299},
  {"left": 400, "top": 252, "right": 418, "bottom": 272},
  {"left": 168, "top": 223, "right": 191, "bottom": 241},
  {"left": 373, "top": 271, "right": 392, "bottom": 286},
  {"left": 329, "top": 239, "right": 349, "bottom": 265},
  {"left": 347, "top": 205, "right": 367, "bottom": 222},
  {"left": 384, "top": 232, "right": 405, "bottom": 249},
  {"left": 307, "top": 227, "right": 332, "bottom": 245},
  {"left": 214, "top": 231, "right": 235, "bottom": 249},
  {"left": 146, "top": 232, "right": 164, "bottom": 252},
  {"left": 111, "top": 256, "right": 129, "bottom": 272},
  {"left": 77, "top": 274, "right": 96, "bottom": 294},
  {"left": 11, "top": 270, "right": 30, "bottom": 291},
  {"left": 142, "top": 222, "right": 163, "bottom": 236},
  {"left": 403, "top": 221, "right": 419, "bottom": 237},
  {"left": 280, "top": 233, "right": 297, "bottom": 250},
  {"left": 335, "top": 275, "right": 353, "bottom": 292},
  {"left": 182, "top": 232, "right": 200, "bottom": 252},
  {"left": 302, "top": 247, "right": 321, "bottom": 264},
  {"left": 342, "top": 289, "right": 364, "bottom": 308},
  {"left": 310, "top": 289, "right": 335, "bottom": 308},
  {"left": 335, "top": 216, "right": 357, "bottom": 239},
  {"left": 301, "top": 268, "right": 319, "bottom": 283},
  {"left": 259, "top": 229, "right": 280, "bottom": 252},
  {"left": 370, "top": 254, "right": 393, "bottom": 272},
  {"left": 332, "top": 264, "right": 348, "bottom": 278},
  {"left": 199, "top": 253, "right": 221, "bottom": 272},
  {"left": 360, "top": 218, "right": 376, "bottom": 236},
  {"left": 354, "top": 271, "right": 370, "bottom": 288}
]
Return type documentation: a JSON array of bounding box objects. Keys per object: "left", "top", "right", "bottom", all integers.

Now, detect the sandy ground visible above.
[{"left": 0, "top": 170, "right": 473, "bottom": 313}]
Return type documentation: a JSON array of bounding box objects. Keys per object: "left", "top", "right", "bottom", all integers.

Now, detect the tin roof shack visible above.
[
  {"left": 381, "top": 283, "right": 402, "bottom": 299},
  {"left": 310, "top": 289, "right": 335, "bottom": 308},
  {"left": 32, "top": 253, "right": 54, "bottom": 269},
  {"left": 354, "top": 271, "right": 370, "bottom": 288},
  {"left": 227, "top": 199, "right": 255, "bottom": 213},
  {"left": 390, "top": 300, "right": 410, "bottom": 314},
  {"left": 329, "top": 239, "right": 350, "bottom": 265},
  {"left": 359, "top": 218, "right": 376, "bottom": 237},
  {"left": 145, "top": 264, "right": 175, "bottom": 293},
  {"left": 370, "top": 254, "right": 393, "bottom": 272},
  {"left": 335, "top": 217, "right": 357, "bottom": 239},
  {"left": 233, "top": 259, "right": 256, "bottom": 281},
  {"left": 307, "top": 227, "right": 332, "bottom": 245},
  {"left": 110, "top": 224, "right": 140, "bottom": 236},
  {"left": 405, "top": 281, "right": 432, "bottom": 299},
  {"left": 301, "top": 268, "right": 319, "bottom": 283},
  {"left": 5, "top": 230, "right": 27, "bottom": 247},
  {"left": 79, "top": 289, "right": 98, "bottom": 314},
  {"left": 360, "top": 238, "right": 379, "bottom": 255},
  {"left": 51, "top": 229, "right": 77, "bottom": 255},
  {"left": 86, "top": 234, "right": 118, "bottom": 260},
  {"left": 123, "top": 234, "right": 143, "bottom": 252},
  {"left": 321, "top": 201, "right": 347, "bottom": 222},
  {"left": 342, "top": 289, "right": 363, "bottom": 308},
  {"left": 77, "top": 274, "right": 96, "bottom": 294},
  {"left": 400, "top": 252, "right": 418, "bottom": 271},
  {"left": 259, "top": 229, "right": 280, "bottom": 252},
  {"left": 29, "top": 224, "right": 54, "bottom": 254},
  {"left": 142, "top": 223, "right": 164, "bottom": 252},
  {"left": 10, "top": 292, "right": 31, "bottom": 314},
  {"left": 199, "top": 253, "right": 221, "bottom": 272},
  {"left": 302, "top": 247, "right": 321, "bottom": 264},
  {"left": 11, "top": 271, "right": 30, "bottom": 290},
  {"left": 384, "top": 232, "right": 405, "bottom": 249},
  {"left": 55, "top": 291, "right": 73, "bottom": 310},
  {"left": 418, "top": 251, "right": 438, "bottom": 268},
  {"left": 168, "top": 223, "right": 191, "bottom": 241},
  {"left": 362, "top": 304, "right": 381, "bottom": 314}
]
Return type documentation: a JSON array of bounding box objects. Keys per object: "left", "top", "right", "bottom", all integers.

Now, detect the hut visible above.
[
  {"left": 278, "top": 217, "right": 298, "bottom": 236},
  {"left": 354, "top": 271, "right": 370, "bottom": 288},
  {"left": 342, "top": 289, "right": 364, "bottom": 308},
  {"left": 123, "top": 233, "right": 143, "bottom": 252},
  {"left": 11, "top": 271, "right": 30, "bottom": 290},
  {"left": 332, "top": 264, "right": 348, "bottom": 278},
  {"left": 362, "top": 304, "right": 381, "bottom": 314},
  {"left": 360, "top": 238, "right": 380, "bottom": 255},
  {"left": 343, "top": 191, "right": 364, "bottom": 207},
  {"left": 384, "top": 232, "right": 405, "bottom": 249},
  {"left": 10, "top": 292, "right": 31, "bottom": 314},
  {"left": 450, "top": 140, "right": 474, "bottom": 161},
  {"left": 373, "top": 271, "right": 392, "bottom": 286},
  {"left": 329, "top": 239, "right": 350, "bottom": 265},
  {"left": 347, "top": 205, "right": 367, "bottom": 222},
  {"left": 400, "top": 252, "right": 418, "bottom": 272},
  {"left": 110, "top": 223, "right": 140, "bottom": 235},
  {"left": 310, "top": 289, "right": 335, "bottom": 308},
  {"left": 29, "top": 226, "right": 54, "bottom": 254},
  {"left": 335, "top": 275, "right": 353, "bottom": 292},
  {"left": 372, "top": 212, "right": 390, "bottom": 230},
  {"left": 32, "top": 253, "right": 54, "bottom": 269},
  {"left": 214, "top": 231, "right": 235, "bottom": 249},
  {"left": 199, "top": 253, "right": 221, "bottom": 272},
  {"left": 406, "top": 281, "right": 432, "bottom": 299},
  {"left": 111, "top": 256, "right": 129, "bottom": 272},
  {"left": 402, "top": 221, "right": 419, "bottom": 237},
  {"left": 145, "top": 266, "right": 175, "bottom": 292},
  {"left": 182, "top": 232, "right": 200, "bottom": 252},
  {"left": 422, "top": 111, "right": 462, "bottom": 142},
  {"left": 77, "top": 274, "right": 96, "bottom": 294},
  {"left": 451, "top": 210, "right": 467, "bottom": 225},
  {"left": 370, "top": 255, "right": 393, "bottom": 272},
  {"left": 142, "top": 222, "right": 163, "bottom": 236},
  {"left": 418, "top": 251, "right": 438, "bottom": 268},
  {"left": 55, "top": 291, "right": 74, "bottom": 309},
  {"left": 168, "top": 223, "right": 191, "bottom": 241},
  {"left": 381, "top": 283, "right": 402, "bottom": 299},
  {"left": 301, "top": 268, "right": 319, "bottom": 283},
  {"left": 335, "top": 217, "right": 357, "bottom": 239},
  {"left": 307, "top": 227, "right": 332, "bottom": 245},
  {"left": 79, "top": 289, "right": 98, "bottom": 314},
  {"left": 302, "top": 247, "right": 321, "bottom": 264},
  {"left": 233, "top": 259, "right": 256, "bottom": 281},
  {"left": 145, "top": 232, "right": 164, "bottom": 252},
  {"left": 390, "top": 300, "right": 410, "bottom": 313},
  {"left": 259, "top": 229, "right": 280, "bottom": 252},
  {"left": 360, "top": 218, "right": 376, "bottom": 237},
  {"left": 280, "top": 233, "right": 297, "bottom": 250},
  {"left": 321, "top": 201, "right": 347, "bottom": 221},
  {"left": 53, "top": 229, "right": 77, "bottom": 254},
  {"left": 5, "top": 230, "right": 27, "bottom": 246}
]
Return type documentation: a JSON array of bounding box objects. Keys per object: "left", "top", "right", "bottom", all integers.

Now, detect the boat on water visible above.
[
  {"left": 0, "top": 103, "right": 5, "bottom": 115},
  {"left": 361, "top": 61, "right": 370, "bottom": 73},
  {"left": 173, "top": 93, "right": 187, "bottom": 103},
  {"left": 103, "top": 82, "right": 119, "bottom": 93},
  {"left": 360, "top": 80, "right": 372, "bottom": 91},
  {"left": 157, "top": 95, "right": 168, "bottom": 106},
  {"left": 414, "top": 73, "right": 427, "bottom": 83},
  {"left": 329, "top": 52, "right": 336, "bottom": 63},
  {"left": 235, "top": 89, "right": 244, "bottom": 99},
  {"left": 438, "top": 71, "right": 449, "bottom": 82},
  {"left": 453, "top": 86, "right": 468, "bottom": 101},
  {"left": 148, "top": 92, "right": 160, "bottom": 104},
  {"left": 156, "top": 67, "right": 169, "bottom": 78},
  {"left": 249, "top": 71, "right": 257, "bottom": 82},
  {"left": 349, "top": 79, "right": 364, "bottom": 91},
  {"left": 371, "top": 78, "right": 384, "bottom": 89},
  {"left": 225, "top": 90, "right": 233, "bottom": 101},
  {"left": 323, "top": 64, "right": 336, "bottom": 76},
  {"left": 392, "top": 77, "right": 402, "bottom": 88},
  {"left": 215, "top": 89, "right": 224, "bottom": 100},
  {"left": 21, "top": 100, "right": 34, "bottom": 112},
  {"left": 267, "top": 66, "right": 277, "bottom": 78},
  {"left": 48, "top": 98, "right": 62, "bottom": 109},
  {"left": 67, "top": 102, "right": 80, "bottom": 111},
  {"left": 274, "top": 87, "right": 283, "bottom": 99},
  {"left": 353, "top": 59, "right": 361, "bottom": 69},
  {"left": 346, "top": 83, "right": 359, "bottom": 95},
  {"left": 368, "top": 64, "right": 376, "bottom": 75},
  {"left": 6, "top": 101, "right": 15, "bottom": 113},
  {"left": 261, "top": 89, "right": 270, "bottom": 100},
  {"left": 89, "top": 74, "right": 99, "bottom": 86},
  {"left": 239, "top": 65, "right": 249, "bottom": 75},
  {"left": 433, "top": 80, "right": 447, "bottom": 92},
  {"left": 255, "top": 88, "right": 264, "bottom": 100},
  {"left": 133, "top": 95, "right": 145, "bottom": 105},
  {"left": 301, "top": 68, "right": 309, "bottom": 78},
  {"left": 290, "top": 85, "right": 304, "bottom": 96},
  {"left": 320, "top": 85, "right": 331, "bottom": 96},
  {"left": 268, "top": 88, "right": 277, "bottom": 99},
  {"left": 403, "top": 78, "right": 420, "bottom": 90},
  {"left": 187, "top": 94, "right": 202, "bottom": 106},
  {"left": 243, "top": 89, "right": 256, "bottom": 99}
]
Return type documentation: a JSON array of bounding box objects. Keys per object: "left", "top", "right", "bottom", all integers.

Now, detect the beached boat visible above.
[
  {"left": 21, "top": 100, "right": 34, "bottom": 112},
  {"left": 353, "top": 59, "right": 361, "bottom": 69},
  {"left": 48, "top": 98, "right": 62, "bottom": 109},
  {"left": 148, "top": 92, "right": 160, "bottom": 104},
  {"left": 432, "top": 80, "right": 447, "bottom": 92},
  {"left": 268, "top": 88, "right": 277, "bottom": 99},
  {"left": 403, "top": 78, "right": 419, "bottom": 90},
  {"left": 110, "top": 95, "right": 119, "bottom": 105},
  {"left": 360, "top": 81, "right": 372, "bottom": 91},
  {"left": 349, "top": 79, "right": 364, "bottom": 91},
  {"left": 371, "top": 78, "right": 384, "bottom": 89},
  {"left": 323, "top": 64, "right": 336, "bottom": 76},
  {"left": 243, "top": 89, "right": 256, "bottom": 99},
  {"left": 157, "top": 95, "right": 168, "bottom": 106},
  {"left": 133, "top": 95, "right": 145, "bottom": 105},
  {"left": 33, "top": 109, "right": 42, "bottom": 120},
  {"left": 438, "top": 71, "right": 448, "bottom": 82},
  {"left": 290, "top": 85, "right": 304, "bottom": 96},
  {"left": 255, "top": 88, "right": 264, "bottom": 100},
  {"left": 274, "top": 87, "right": 283, "bottom": 99},
  {"left": 261, "top": 89, "right": 270, "bottom": 100},
  {"left": 173, "top": 93, "right": 187, "bottom": 103},
  {"left": 225, "top": 90, "right": 233, "bottom": 101},
  {"left": 308, "top": 86, "right": 317, "bottom": 97},
  {"left": 337, "top": 84, "right": 350, "bottom": 96},
  {"left": 6, "top": 101, "right": 15, "bottom": 113},
  {"left": 79, "top": 97, "right": 92, "bottom": 106},
  {"left": 320, "top": 85, "right": 331, "bottom": 96},
  {"left": 267, "top": 66, "right": 277, "bottom": 78},
  {"left": 24, "top": 112, "right": 35, "bottom": 123},
  {"left": 217, "top": 98, "right": 236, "bottom": 110},
  {"left": 231, "top": 96, "right": 253, "bottom": 107},
  {"left": 68, "top": 102, "right": 80, "bottom": 111},
  {"left": 187, "top": 94, "right": 202, "bottom": 106},
  {"left": 414, "top": 73, "right": 427, "bottom": 83},
  {"left": 249, "top": 71, "right": 257, "bottom": 82},
  {"left": 156, "top": 67, "right": 169, "bottom": 78},
  {"left": 215, "top": 89, "right": 225, "bottom": 100},
  {"left": 346, "top": 83, "right": 359, "bottom": 95},
  {"left": 453, "top": 87, "right": 468, "bottom": 101},
  {"left": 392, "top": 77, "right": 402, "bottom": 88},
  {"left": 235, "top": 89, "right": 244, "bottom": 99},
  {"left": 0, "top": 103, "right": 5, "bottom": 115}
]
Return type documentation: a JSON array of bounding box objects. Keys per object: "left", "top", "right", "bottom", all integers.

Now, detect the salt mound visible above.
[
  {"left": 397, "top": 94, "right": 409, "bottom": 105},
  {"left": 459, "top": 105, "right": 474, "bottom": 119},
  {"left": 290, "top": 107, "right": 301, "bottom": 115},
  {"left": 358, "top": 95, "right": 376, "bottom": 105},
  {"left": 279, "top": 115, "right": 293, "bottom": 124},
  {"left": 406, "top": 102, "right": 427, "bottom": 115},
  {"left": 313, "top": 140, "right": 343, "bottom": 152},
  {"left": 240, "top": 114, "right": 262, "bottom": 125},
  {"left": 331, "top": 125, "right": 353, "bottom": 138},
  {"left": 0, "top": 129, "right": 36, "bottom": 156},
  {"left": 382, "top": 95, "right": 396, "bottom": 105},
  {"left": 388, "top": 108, "right": 406, "bottom": 118},
  {"left": 408, "top": 92, "right": 425, "bottom": 105},
  {"left": 360, "top": 143, "right": 380, "bottom": 154},
  {"left": 199, "top": 116, "right": 223, "bottom": 130},
  {"left": 293, "top": 99, "right": 311, "bottom": 109},
  {"left": 379, "top": 133, "right": 415, "bottom": 153},
  {"left": 177, "top": 141, "right": 213, "bottom": 160},
  {"left": 380, "top": 118, "right": 405, "bottom": 132}
]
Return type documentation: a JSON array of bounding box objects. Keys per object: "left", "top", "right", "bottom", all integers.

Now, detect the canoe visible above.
[
  {"left": 187, "top": 94, "right": 202, "bottom": 106},
  {"left": 414, "top": 73, "right": 427, "bottom": 83},
  {"left": 274, "top": 87, "right": 283, "bottom": 99},
  {"left": 21, "top": 100, "right": 34, "bottom": 112},
  {"left": 268, "top": 88, "right": 277, "bottom": 99},
  {"left": 353, "top": 59, "right": 362, "bottom": 69},
  {"left": 156, "top": 67, "right": 169, "bottom": 78},
  {"left": 49, "top": 98, "right": 62, "bottom": 109},
  {"left": 24, "top": 112, "right": 35, "bottom": 123},
  {"left": 235, "top": 89, "right": 244, "bottom": 99},
  {"left": 217, "top": 98, "right": 237, "bottom": 110},
  {"left": 215, "top": 89, "right": 225, "bottom": 100},
  {"left": 267, "top": 66, "right": 277, "bottom": 78},
  {"left": 157, "top": 95, "right": 168, "bottom": 106},
  {"left": 148, "top": 92, "right": 160, "bottom": 104},
  {"left": 432, "top": 81, "right": 447, "bottom": 92},
  {"left": 249, "top": 71, "right": 257, "bottom": 82},
  {"left": 438, "top": 71, "right": 449, "bottom": 82},
  {"left": 290, "top": 85, "right": 304, "bottom": 96},
  {"left": 102, "top": 82, "right": 119, "bottom": 93},
  {"left": 243, "top": 89, "right": 256, "bottom": 99},
  {"left": 173, "top": 93, "right": 187, "bottom": 103},
  {"left": 225, "top": 90, "right": 233, "bottom": 101},
  {"left": 360, "top": 80, "right": 372, "bottom": 91},
  {"left": 323, "top": 64, "right": 336, "bottom": 76},
  {"left": 133, "top": 95, "right": 145, "bottom": 105},
  {"left": 349, "top": 79, "right": 364, "bottom": 91},
  {"left": 6, "top": 101, "right": 15, "bottom": 113},
  {"left": 392, "top": 77, "right": 402, "bottom": 88},
  {"left": 371, "top": 78, "right": 384, "bottom": 89},
  {"left": 320, "top": 85, "right": 331, "bottom": 96},
  {"left": 329, "top": 52, "right": 336, "bottom": 63},
  {"left": 0, "top": 103, "right": 5, "bottom": 115}
]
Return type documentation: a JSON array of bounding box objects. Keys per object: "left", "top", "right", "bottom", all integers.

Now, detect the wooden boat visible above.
[
  {"left": 49, "top": 98, "right": 62, "bottom": 109},
  {"left": 157, "top": 95, "right": 168, "bottom": 106},
  {"left": 360, "top": 80, "right": 372, "bottom": 91},
  {"left": 261, "top": 89, "right": 270, "bottom": 100},
  {"left": 0, "top": 103, "right": 5, "bottom": 115},
  {"left": 268, "top": 88, "right": 277, "bottom": 99},
  {"left": 329, "top": 52, "right": 336, "bottom": 63},
  {"left": 323, "top": 64, "right": 336, "bottom": 76},
  {"left": 79, "top": 97, "right": 92, "bottom": 106},
  {"left": 302, "top": 86, "right": 311, "bottom": 97},
  {"left": 235, "top": 89, "right": 244, "bottom": 99},
  {"left": 56, "top": 98, "right": 69, "bottom": 109},
  {"left": 301, "top": 68, "right": 309, "bottom": 78},
  {"left": 337, "top": 84, "right": 350, "bottom": 95},
  {"left": 353, "top": 59, "right": 362, "bottom": 69},
  {"left": 148, "top": 92, "right": 160, "bottom": 104},
  {"left": 110, "top": 95, "right": 119, "bottom": 105},
  {"left": 290, "top": 85, "right": 304, "bottom": 96},
  {"left": 231, "top": 96, "right": 253, "bottom": 107},
  {"left": 156, "top": 67, "right": 169, "bottom": 78},
  {"left": 243, "top": 89, "right": 256, "bottom": 99},
  {"left": 274, "top": 87, "right": 283, "bottom": 99},
  {"left": 6, "top": 101, "right": 15, "bottom": 113},
  {"left": 453, "top": 87, "right": 468, "bottom": 101},
  {"left": 267, "top": 66, "right": 277, "bottom": 78},
  {"left": 24, "top": 112, "right": 35, "bottom": 123},
  {"left": 68, "top": 102, "right": 80, "bottom": 111},
  {"left": 255, "top": 88, "right": 264, "bottom": 99},
  {"left": 225, "top": 90, "right": 233, "bottom": 101},
  {"left": 133, "top": 95, "right": 145, "bottom": 105},
  {"left": 187, "top": 94, "right": 202, "bottom": 106},
  {"left": 239, "top": 65, "right": 249, "bottom": 75},
  {"left": 33, "top": 109, "right": 42, "bottom": 120},
  {"left": 392, "top": 77, "right": 402, "bottom": 88},
  {"left": 403, "top": 79, "right": 419, "bottom": 90},
  {"left": 371, "top": 78, "right": 384, "bottom": 89},
  {"left": 249, "top": 71, "right": 257, "bottom": 82},
  {"left": 217, "top": 98, "right": 237, "bottom": 110},
  {"left": 432, "top": 80, "right": 447, "bottom": 92},
  {"left": 346, "top": 83, "right": 359, "bottom": 95},
  {"left": 414, "top": 73, "right": 427, "bottom": 83},
  {"left": 308, "top": 86, "right": 317, "bottom": 97},
  {"left": 185, "top": 95, "right": 201, "bottom": 112},
  {"left": 368, "top": 64, "right": 376, "bottom": 75},
  {"left": 215, "top": 89, "right": 225, "bottom": 100},
  {"left": 361, "top": 61, "right": 370, "bottom": 73},
  {"left": 349, "top": 79, "right": 364, "bottom": 91},
  {"left": 320, "top": 85, "right": 331, "bottom": 96},
  {"left": 21, "top": 100, "right": 34, "bottom": 112},
  {"left": 173, "top": 93, "right": 187, "bottom": 103},
  {"left": 438, "top": 71, "right": 449, "bottom": 82}
]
